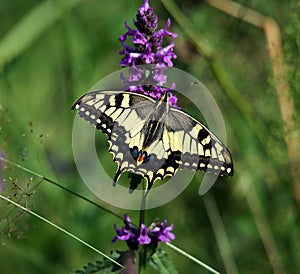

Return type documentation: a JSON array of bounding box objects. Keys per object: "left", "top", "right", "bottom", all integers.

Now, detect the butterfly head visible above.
[
  {"left": 155, "top": 92, "right": 171, "bottom": 115},
  {"left": 161, "top": 92, "right": 171, "bottom": 103}
]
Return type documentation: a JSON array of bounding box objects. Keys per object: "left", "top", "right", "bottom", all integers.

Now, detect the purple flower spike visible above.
[
  {"left": 119, "top": 0, "right": 179, "bottom": 107},
  {"left": 134, "top": 0, "right": 158, "bottom": 35},
  {"left": 119, "top": 3, "right": 177, "bottom": 68}
]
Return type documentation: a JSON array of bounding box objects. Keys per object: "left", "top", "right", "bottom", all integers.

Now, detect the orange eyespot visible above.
[{"left": 137, "top": 154, "right": 144, "bottom": 162}]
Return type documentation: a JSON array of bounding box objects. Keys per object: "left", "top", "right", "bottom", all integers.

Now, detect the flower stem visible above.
[
  {"left": 138, "top": 185, "right": 148, "bottom": 273},
  {"left": 139, "top": 191, "right": 147, "bottom": 225}
]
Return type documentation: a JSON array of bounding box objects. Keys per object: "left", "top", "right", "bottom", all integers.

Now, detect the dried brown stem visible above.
[
  {"left": 206, "top": 0, "right": 300, "bottom": 210},
  {"left": 262, "top": 18, "right": 300, "bottom": 206}
]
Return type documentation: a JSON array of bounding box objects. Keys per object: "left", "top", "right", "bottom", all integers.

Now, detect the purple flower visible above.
[
  {"left": 119, "top": 0, "right": 178, "bottom": 107},
  {"left": 150, "top": 220, "right": 175, "bottom": 243},
  {"left": 137, "top": 224, "right": 151, "bottom": 245},
  {"left": 112, "top": 215, "right": 175, "bottom": 251},
  {"left": 112, "top": 215, "right": 139, "bottom": 250},
  {"left": 112, "top": 224, "right": 134, "bottom": 242}
]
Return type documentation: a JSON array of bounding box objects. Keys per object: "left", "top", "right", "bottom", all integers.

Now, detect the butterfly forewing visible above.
[{"left": 72, "top": 90, "right": 233, "bottom": 190}]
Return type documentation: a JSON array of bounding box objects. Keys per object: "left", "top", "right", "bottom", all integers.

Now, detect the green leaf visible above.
[
  {"left": 74, "top": 250, "right": 124, "bottom": 274},
  {"left": 148, "top": 248, "right": 178, "bottom": 274},
  {"left": 0, "top": 0, "right": 81, "bottom": 71}
]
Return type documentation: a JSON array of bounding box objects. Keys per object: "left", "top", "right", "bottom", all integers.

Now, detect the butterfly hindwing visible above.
[{"left": 166, "top": 109, "right": 233, "bottom": 176}]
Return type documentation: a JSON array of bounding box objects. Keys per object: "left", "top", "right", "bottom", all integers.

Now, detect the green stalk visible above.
[
  {"left": 0, "top": 194, "right": 124, "bottom": 269},
  {"left": 0, "top": 157, "right": 124, "bottom": 221},
  {"left": 138, "top": 185, "right": 148, "bottom": 273}
]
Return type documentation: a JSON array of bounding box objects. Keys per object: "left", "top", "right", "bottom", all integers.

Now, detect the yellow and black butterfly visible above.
[{"left": 71, "top": 90, "right": 233, "bottom": 190}]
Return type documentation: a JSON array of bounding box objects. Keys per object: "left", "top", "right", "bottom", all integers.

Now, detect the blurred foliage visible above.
[{"left": 0, "top": 0, "right": 299, "bottom": 273}]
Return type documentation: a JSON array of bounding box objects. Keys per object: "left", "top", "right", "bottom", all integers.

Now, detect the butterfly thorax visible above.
[{"left": 132, "top": 93, "right": 170, "bottom": 166}]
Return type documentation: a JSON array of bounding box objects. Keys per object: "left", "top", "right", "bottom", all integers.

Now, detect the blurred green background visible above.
[{"left": 0, "top": 0, "right": 299, "bottom": 273}]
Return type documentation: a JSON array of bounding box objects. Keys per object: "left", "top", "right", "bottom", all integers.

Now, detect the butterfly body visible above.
[{"left": 72, "top": 90, "right": 233, "bottom": 190}]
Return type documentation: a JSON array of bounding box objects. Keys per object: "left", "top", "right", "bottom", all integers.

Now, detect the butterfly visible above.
[{"left": 71, "top": 90, "right": 233, "bottom": 191}]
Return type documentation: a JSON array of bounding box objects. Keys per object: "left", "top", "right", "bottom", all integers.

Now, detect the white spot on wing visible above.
[
  {"left": 191, "top": 124, "right": 203, "bottom": 138},
  {"left": 157, "top": 169, "right": 165, "bottom": 176},
  {"left": 116, "top": 153, "right": 123, "bottom": 161},
  {"left": 201, "top": 135, "right": 211, "bottom": 145},
  {"left": 167, "top": 166, "right": 175, "bottom": 174},
  {"left": 109, "top": 97, "right": 116, "bottom": 106},
  {"left": 121, "top": 94, "right": 130, "bottom": 108},
  {"left": 205, "top": 149, "right": 211, "bottom": 157}
]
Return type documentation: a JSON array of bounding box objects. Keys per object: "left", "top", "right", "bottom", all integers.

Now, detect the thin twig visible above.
[
  {"left": 0, "top": 157, "right": 124, "bottom": 221},
  {"left": 0, "top": 194, "right": 124, "bottom": 269}
]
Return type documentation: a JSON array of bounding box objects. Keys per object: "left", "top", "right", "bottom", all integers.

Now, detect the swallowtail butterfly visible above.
[{"left": 71, "top": 90, "right": 233, "bottom": 190}]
